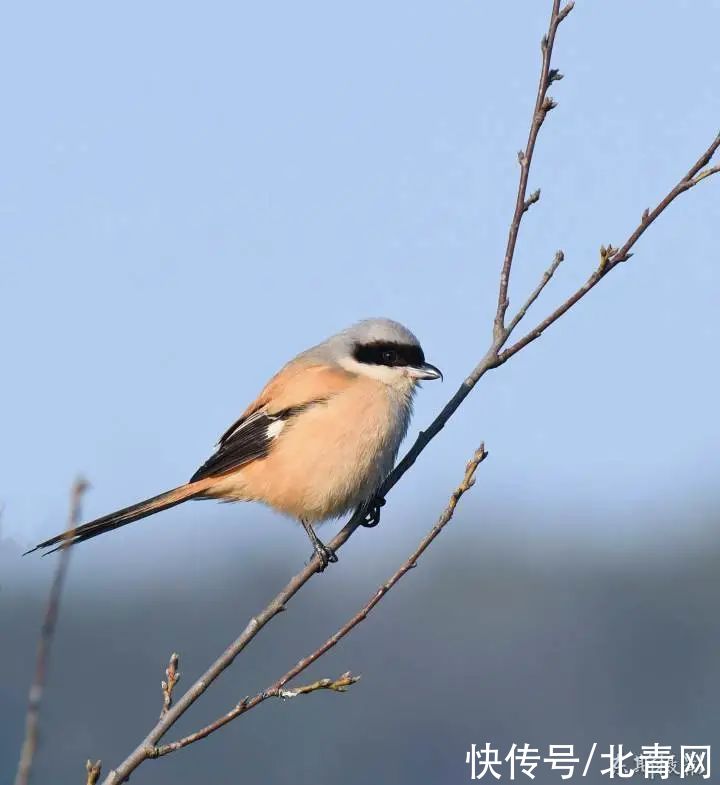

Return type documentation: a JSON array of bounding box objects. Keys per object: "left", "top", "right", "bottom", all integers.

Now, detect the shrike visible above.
[{"left": 28, "top": 318, "right": 442, "bottom": 567}]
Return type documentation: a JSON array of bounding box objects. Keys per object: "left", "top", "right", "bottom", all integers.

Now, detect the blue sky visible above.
[{"left": 2, "top": 0, "right": 719, "bottom": 561}]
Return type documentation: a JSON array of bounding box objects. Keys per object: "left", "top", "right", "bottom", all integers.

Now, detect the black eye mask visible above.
[{"left": 353, "top": 341, "right": 425, "bottom": 368}]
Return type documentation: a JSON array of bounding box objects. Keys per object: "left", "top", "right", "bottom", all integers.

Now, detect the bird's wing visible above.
[
  {"left": 190, "top": 409, "right": 283, "bottom": 481},
  {"left": 190, "top": 364, "right": 352, "bottom": 481}
]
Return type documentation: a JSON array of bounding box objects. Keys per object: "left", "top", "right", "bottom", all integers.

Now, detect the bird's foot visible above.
[
  {"left": 360, "top": 495, "right": 386, "bottom": 528},
  {"left": 311, "top": 540, "right": 339, "bottom": 571},
  {"left": 301, "top": 518, "right": 338, "bottom": 571}
]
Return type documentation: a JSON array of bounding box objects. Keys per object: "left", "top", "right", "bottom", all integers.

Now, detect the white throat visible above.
[{"left": 338, "top": 355, "right": 419, "bottom": 393}]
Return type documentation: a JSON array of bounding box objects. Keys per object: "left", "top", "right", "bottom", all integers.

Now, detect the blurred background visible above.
[{"left": 2, "top": 0, "right": 719, "bottom": 782}]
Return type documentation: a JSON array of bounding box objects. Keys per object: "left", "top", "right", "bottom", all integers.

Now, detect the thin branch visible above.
[
  {"left": 269, "top": 446, "right": 487, "bottom": 691},
  {"left": 86, "top": 759, "right": 102, "bottom": 785},
  {"left": 522, "top": 188, "right": 542, "bottom": 214},
  {"left": 506, "top": 250, "right": 565, "bottom": 335},
  {"left": 151, "top": 447, "right": 486, "bottom": 758},
  {"left": 494, "top": 0, "right": 574, "bottom": 339},
  {"left": 608, "top": 132, "right": 720, "bottom": 266},
  {"left": 379, "top": 4, "right": 579, "bottom": 499},
  {"left": 498, "top": 131, "right": 720, "bottom": 363},
  {"left": 277, "top": 672, "right": 360, "bottom": 698},
  {"left": 101, "top": 518, "right": 362, "bottom": 784},
  {"left": 151, "top": 672, "right": 361, "bottom": 758},
  {"left": 384, "top": 130, "right": 720, "bottom": 499},
  {"left": 14, "top": 478, "right": 88, "bottom": 785},
  {"left": 160, "top": 653, "right": 180, "bottom": 718},
  {"left": 693, "top": 164, "right": 720, "bottom": 184}
]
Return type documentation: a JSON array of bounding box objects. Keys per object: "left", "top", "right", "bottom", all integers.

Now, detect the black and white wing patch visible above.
[
  {"left": 190, "top": 400, "right": 327, "bottom": 482},
  {"left": 190, "top": 410, "right": 277, "bottom": 481}
]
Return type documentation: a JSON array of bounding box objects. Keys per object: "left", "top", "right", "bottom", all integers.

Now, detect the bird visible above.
[{"left": 27, "top": 318, "right": 442, "bottom": 568}]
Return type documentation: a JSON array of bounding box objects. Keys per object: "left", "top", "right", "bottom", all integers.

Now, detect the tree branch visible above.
[
  {"left": 506, "top": 250, "right": 565, "bottom": 335},
  {"left": 160, "top": 652, "right": 180, "bottom": 718},
  {"left": 277, "top": 672, "right": 360, "bottom": 699},
  {"left": 150, "top": 672, "right": 361, "bottom": 758},
  {"left": 86, "top": 759, "right": 102, "bottom": 785},
  {"left": 14, "top": 478, "right": 88, "bottom": 785},
  {"left": 101, "top": 516, "right": 364, "bottom": 783},
  {"left": 497, "top": 130, "right": 720, "bottom": 364},
  {"left": 383, "top": 131, "right": 720, "bottom": 504},
  {"left": 494, "top": 0, "right": 574, "bottom": 340},
  {"left": 151, "top": 447, "right": 486, "bottom": 758}
]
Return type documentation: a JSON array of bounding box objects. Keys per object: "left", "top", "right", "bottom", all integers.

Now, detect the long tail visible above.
[{"left": 25, "top": 481, "right": 210, "bottom": 556}]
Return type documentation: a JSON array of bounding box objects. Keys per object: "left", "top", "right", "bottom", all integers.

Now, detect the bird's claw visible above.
[
  {"left": 301, "top": 518, "right": 338, "bottom": 571},
  {"left": 312, "top": 541, "right": 338, "bottom": 571},
  {"left": 360, "top": 496, "right": 386, "bottom": 528}
]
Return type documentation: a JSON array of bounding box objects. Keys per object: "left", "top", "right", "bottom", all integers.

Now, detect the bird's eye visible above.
[{"left": 382, "top": 349, "right": 398, "bottom": 365}]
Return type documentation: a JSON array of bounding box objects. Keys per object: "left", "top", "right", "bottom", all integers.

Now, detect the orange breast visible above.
[{"left": 207, "top": 377, "right": 412, "bottom": 522}]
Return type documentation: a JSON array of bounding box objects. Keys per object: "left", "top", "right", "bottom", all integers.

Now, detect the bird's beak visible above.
[{"left": 408, "top": 362, "right": 443, "bottom": 381}]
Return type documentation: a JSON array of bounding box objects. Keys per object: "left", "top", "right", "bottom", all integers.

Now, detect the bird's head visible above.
[{"left": 321, "top": 318, "right": 443, "bottom": 392}]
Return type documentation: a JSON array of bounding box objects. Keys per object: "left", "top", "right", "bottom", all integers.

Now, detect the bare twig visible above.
[
  {"left": 151, "top": 448, "right": 486, "bottom": 758},
  {"left": 384, "top": 129, "right": 720, "bottom": 501},
  {"left": 522, "top": 188, "right": 542, "bottom": 213},
  {"left": 506, "top": 250, "right": 565, "bottom": 335},
  {"left": 494, "top": 0, "right": 574, "bottom": 339},
  {"left": 86, "top": 759, "right": 102, "bottom": 785},
  {"left": 378, "top": 3, "right": 580, "bottom": 498},
  {"left": 104, "top": 449, "right": 484, "bottom": 775},
  {"left": 101, "top": 517, "right": 365, "bottom": 783},
  {"left": 497, "top": 131, "right": 720, "bottom": 364},
  {"left": 14, "top": 478, "right": 88, "bottom": 785},
  {"left": 278, "top": 671, "right": 360, "bottom": 698},
  {"left": 149, "top": 672, "right": 361, "bottom": 758},
  {"left": 265, "top": 447, "right": 487, "bottom": 695},
  {"left": 160, "top": 653, "right": 180, "bottom": 718},
  {"left": 693, "top": 164, "right": 720, "bottom": 184}
]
